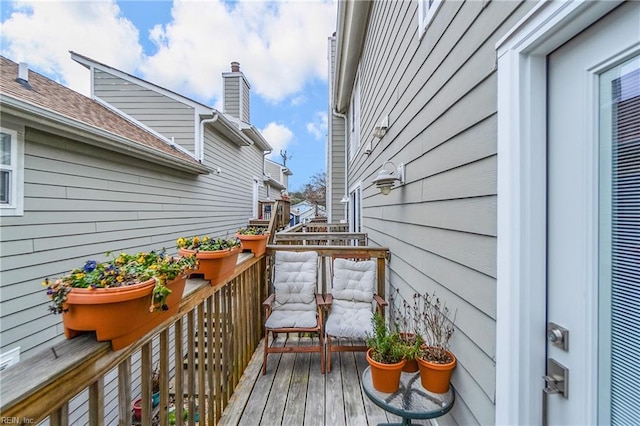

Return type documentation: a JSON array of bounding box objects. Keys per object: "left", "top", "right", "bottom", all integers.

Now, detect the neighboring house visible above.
[
  {"left": 0, "top": 54, "right": 272, "bottom": 362},
  {"left": 71, "top": 52, "right": 274, "bottom": 221},
  {"left": 291, "top": 200, "right": 326, "bottom": 223},
  {"left": 263, "top": 157, "right": 292, "bottom": 201},
  {"left": 329, "top": 1, "right": 639, "bottom": 425}
]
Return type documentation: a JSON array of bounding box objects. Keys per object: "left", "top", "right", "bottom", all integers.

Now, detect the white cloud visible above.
[
  {"left": 261, "top": 122, "right": 294, "bottom": 160},
  {"left": 306, "top": 111, "right": 328, "bottom": 140},
  {"left": 137, "top": 0, "right": 336, "bottom": 105},
  {"left": 1, "top": 0, "right": 335, "bottom": 105},
  {"left": 0, "top": 0, "right": 143, "bottom": 96}
]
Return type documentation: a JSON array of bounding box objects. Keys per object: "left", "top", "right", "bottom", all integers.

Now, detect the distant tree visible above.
[{"left": 302, "top": 171, "right": 326, "bottom": 215}]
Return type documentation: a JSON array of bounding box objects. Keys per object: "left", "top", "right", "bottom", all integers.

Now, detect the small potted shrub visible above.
[
  {"left": 235, "top": 227, "right": 270, "bottom": 256},
  {"left": 43, "top": 250, "right": 195, "bottom": 350},
  {"left": 416, "top": 292, "right": 457, "bottom": 393},
  {"left": 365, "top": 312, "right": 406, "bottom": 393},
  {"left": 177, "top": 235, "right": 241, "bottom": 285},
  {"left": 391, "top": 293, "right": 424, "bottom": 373}
]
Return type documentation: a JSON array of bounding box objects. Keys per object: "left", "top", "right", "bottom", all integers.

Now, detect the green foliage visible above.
[
  {"left": 236, "top": 226, "right": 268, "bottom": 235},
  {"left": 366, "top": 312, "right": 406, "bottom": 364},
  {"left": 43, "top": 250, "right": 196, "bottom": 315},
  {"left": 176, "top": 235, "right": 241, "bottom": 251}
]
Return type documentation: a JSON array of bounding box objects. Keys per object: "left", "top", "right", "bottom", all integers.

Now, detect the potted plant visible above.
[
  {"left": 416, "top": 292, "right": 457, "bottom": 393},
  {"left": 365, "top": 312, "right": 406, "bottom": 393},
  {"left": 235, "top": 227, "right": 270, "bottom": 256},
  {"left": 151, "top": 364, "right": 160, "bottom": 407},
  {"left": 391, "top": 294, "right": 424, "bottom": 373},
  {"left": 177, "top": 235, "right": 241, "bottom": 285},
  {"left": 43, "top": 250, "right": 195, "bottom": 350}
]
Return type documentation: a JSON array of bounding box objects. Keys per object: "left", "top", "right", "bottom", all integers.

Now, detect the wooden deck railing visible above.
[
  {"left": 0, "top": 255, "right": 266, "bottom": 425},
  {"left": 275, "top": 222, "right": 366, "bottom": 246}
]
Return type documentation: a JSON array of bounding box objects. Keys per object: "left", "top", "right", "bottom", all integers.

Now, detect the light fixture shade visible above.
[{"left": 372, "top": 161, "right": 405, "bottom": 195}]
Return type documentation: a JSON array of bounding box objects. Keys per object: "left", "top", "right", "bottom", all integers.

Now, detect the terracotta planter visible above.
[
  {"left": 416, "top": 350, "right": 456, "bottom": 393},
  {"left": 62, "top": 275, "right": 187, "bottom": 350},
  {"left": 399, "top": 332, "right": 419, "bottom": 373},
  {"left": 236, "top": 233, "right": 270, "bottom": 257},
  {"left": 179, "top": 247, "right": 240, "bottom": 285},
  {"left": 366, "top": 348, "right": 406, "bottom": 393},
  {"left": 402, "top": 358, "right": 419, "bottom": 373}
]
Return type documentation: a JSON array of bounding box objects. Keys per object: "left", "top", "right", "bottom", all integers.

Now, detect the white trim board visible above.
[{"left": 494, "top": 1, "right": 622, "bottom": 425}]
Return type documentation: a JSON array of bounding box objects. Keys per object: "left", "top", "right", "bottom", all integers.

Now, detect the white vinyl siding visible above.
[{"left": 0, "top": 125, "right": 24, "bottom": 216}]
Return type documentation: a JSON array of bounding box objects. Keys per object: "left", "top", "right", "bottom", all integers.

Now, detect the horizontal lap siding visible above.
[
  {"left": 328, "top": 36, "right": 346, "bottom": 222},
  {"left": 349, "top": 1, "right": 534, "bottom": 424},
  {"left": 0, "top": 123, "right": 260, "bottom": 357},
  {"left": 93, "top": 70, "right": 196, "bottom": 153}
]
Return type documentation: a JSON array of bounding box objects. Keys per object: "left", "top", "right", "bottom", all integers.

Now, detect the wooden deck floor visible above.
[{"left": 219, "top": 335, "right": 433, "bottom": 426}]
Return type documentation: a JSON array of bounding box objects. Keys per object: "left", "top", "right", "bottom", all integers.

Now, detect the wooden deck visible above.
[{"left": 219, "top": 335, "right": 433, "bottom": 426}]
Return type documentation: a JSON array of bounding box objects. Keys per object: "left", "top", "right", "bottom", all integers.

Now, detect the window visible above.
[
  {"left": 418, "top": 0, "right": 442, "bottom": 39},
  {"left": 349, "top": 182, "right": 362, "bottom": 233},
  {"left": 0, "top": 126, "right": 24, "bottom": 216},
  {"left": 348, "top": 74, "right": 360, "bottom": 161}
]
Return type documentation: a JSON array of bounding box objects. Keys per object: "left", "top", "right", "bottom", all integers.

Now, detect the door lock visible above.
[
  {"left": 543, "top": 358, "right": 568, "bottom": 399},
  {"left": 547, "top": 322, "right": 569, "bottom": 351}
]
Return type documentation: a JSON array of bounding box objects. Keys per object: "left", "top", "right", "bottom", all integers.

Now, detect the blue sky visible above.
[{"left": 0, "top": 0, "right": 335, "bottom": 190}]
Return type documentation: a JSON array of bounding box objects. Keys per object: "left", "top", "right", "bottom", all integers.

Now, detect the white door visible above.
[{"left": 547, "top": 2, "right": 640, "bottom": 424}]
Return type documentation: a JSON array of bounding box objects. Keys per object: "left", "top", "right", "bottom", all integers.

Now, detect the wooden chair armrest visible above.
[
  {"left": 263, "top": 293, "right": 275, "bottom": 307},
  {"left": 324, "top": 293, "right": 333, "bottom": 305},
  {"left": 373, "top": 294, "right": 387, "bottom": 307},
  {"left": 316, "top": 294, "right": 327, "bottom": 306}
]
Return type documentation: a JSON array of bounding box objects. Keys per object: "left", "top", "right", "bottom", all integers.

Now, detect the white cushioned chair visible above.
[
  {"left": 324, "top": 256, "right": 386, "bottom": 373},
  {"left": 262, "top": 251, "right": 325, "bottom": 374}
]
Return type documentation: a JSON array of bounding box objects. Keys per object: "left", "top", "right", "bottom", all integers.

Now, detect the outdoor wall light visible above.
[
  {"left": 372, "top": 115, "right": 389, "bottom": 139},
  {"left": 340, "top": 195, "right": 349, "bottom": 203},
  {"left": 372, "top": 161, "right": 405, "bottom": 195}
]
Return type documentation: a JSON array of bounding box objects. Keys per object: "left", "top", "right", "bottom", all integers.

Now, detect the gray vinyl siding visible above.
[
  {"left": 0, "top": 116, "right": 261, "bottom": 358},
  {"left": 224, "top": 76, "right": 241, "bottom": 120},
  {"left": 345, "top": 1, "right": 535, "bottom": 424},
  {"left": 328, "top": 36, "right": 346, "bottom": 223},
  {"left": 242, "top": 79, "right": 251, "bottom": 123},
  {"left": 265, "top": 161, "right": 280, "bottom": 183},
  {"left": 93, "top": 69, "right": 196, "bottom": 153}
]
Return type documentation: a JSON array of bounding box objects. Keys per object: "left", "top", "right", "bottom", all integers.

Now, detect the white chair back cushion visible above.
[
  {"left": 332, "top": 258, "right": 375, "bottom": 303},
  {"left": 273, "top": 251, "right": 318, "bottom": 312}
]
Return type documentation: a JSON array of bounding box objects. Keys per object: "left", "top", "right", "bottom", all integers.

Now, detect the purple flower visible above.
[{"left": 83, "top": 260, "right": 97, "bottom": 273}]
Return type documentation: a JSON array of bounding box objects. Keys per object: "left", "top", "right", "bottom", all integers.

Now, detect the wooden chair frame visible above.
[
  {"left": 324, "top": 254, "right": 387, "bottom": 373},
  {"left": 262, "top": 249, "right": 327, "bottom": 375},
  {"left": 262, "top": 293, "right": 326, "bottom": 374}
]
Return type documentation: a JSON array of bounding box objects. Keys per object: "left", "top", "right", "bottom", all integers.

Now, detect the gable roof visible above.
[
  {"left": 70, "top": 51, "right": 272, "bottom": 152},
  {"left": 0, "top": 56, "right": 209, "bottom": 174}
]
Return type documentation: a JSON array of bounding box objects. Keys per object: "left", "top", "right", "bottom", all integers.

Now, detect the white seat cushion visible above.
[
  {"left": 325, "top": 299, "right": 373, "bottom": 338},
  {"left": 332, "top": 258, "right": 375, "bottom": 303},
  {"left": 265, "top": 310, "right": 318, "bottom": 329},
  {"left": 272, "top": 251, "right": 319, "bottom": 314},
  {"left": 326, "top": 258, "right": 377, "bottom": 338}
]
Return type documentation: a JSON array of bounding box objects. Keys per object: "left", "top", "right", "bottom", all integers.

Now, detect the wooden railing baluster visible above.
[
  {"left": 117, "top": 359, "right": 131, "bottom": 426},
  {"left": 89, "top": 377, "right": 104, "bottom": 426},
  {"left": 159, "top": 329, "right": 169, "bottom": 425},
  {"left": 174, "top": 317, "right": 184, "bottom": 426},
  {"left": 141, "top": 342, "right": 152, "bottom": 426}
]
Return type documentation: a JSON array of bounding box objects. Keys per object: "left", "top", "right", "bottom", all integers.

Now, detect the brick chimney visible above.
[{"left": 222, "top": 61, "right": 251, "bottom": 123}]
